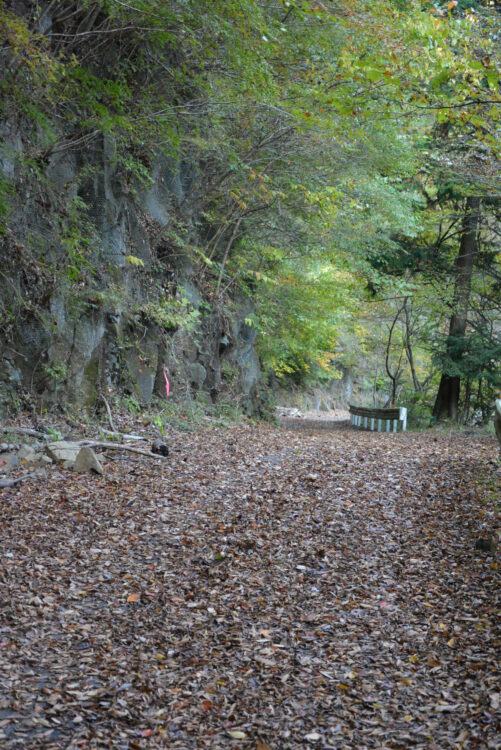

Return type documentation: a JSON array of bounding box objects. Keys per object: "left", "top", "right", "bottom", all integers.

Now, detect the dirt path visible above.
[{"left": 0, "top": 425, "right": 499, "bottom": 749}]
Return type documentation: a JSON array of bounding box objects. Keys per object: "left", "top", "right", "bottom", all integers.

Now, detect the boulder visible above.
[
  {"left": 16, "top": 444, "right": 52, "bottom": 468},
  {"left": 46, "top": 441, "right": 82, "bottom": 464},
  {"left": 0, "top": 452, "right": 19, "bottom": 473},
  {"left": 73, "top": 447, "right": 104, "bottom": 475},
  {"left": 18, "top": 445, "right": 36, "bottom": 461},
  {"left": 186, "top": 362, "right": 207, "bottom": 390},
  {"left": 26, "top": 452, "right": 52, "bottom": 468}
]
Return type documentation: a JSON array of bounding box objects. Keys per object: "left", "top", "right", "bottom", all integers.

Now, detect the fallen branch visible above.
[
  {"left": 0, "top": 471, "right": 39, "bottom": 489},
  {"left": 100, "top": 429, "right": 148, "bottom": 442},
  {"left": 2, "top": 427, "right": 49, "bottom": 439},
  {"left": 79, "top": 441, "right": 165, "bottom": 459},
  {"left": 101, "top": 395, "right": 116, "bottom": 433}
]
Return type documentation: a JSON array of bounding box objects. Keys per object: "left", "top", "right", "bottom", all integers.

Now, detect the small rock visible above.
[
  {"left": 73, "top": 447, "right": 104, "bottom": 475},
  {"left": 474, "top": 536, "right": 497, "bottom": 553},
  {"left": 151, "top": 441, "right": 169, "bottom": 457},
  {"left": 0, "top": 443, "right": 20, "bottom": 452}
]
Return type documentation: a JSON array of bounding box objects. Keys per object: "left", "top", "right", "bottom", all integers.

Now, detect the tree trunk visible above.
[
  {"left": 432, "top": 196, "right": 480, "bottom": 421},
  {"left": 403, "top": 297, "right": 421, "bottom": 392},
  {"left": 462, "top": 379, "right": 472, "bottom": 424},
  {"left": 385, "top": 303, "right": 405, "bottom": 405}
]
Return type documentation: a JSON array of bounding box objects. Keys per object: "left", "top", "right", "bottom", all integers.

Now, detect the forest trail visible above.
[{"left": 0, "top": 425, "right": 499, "bottom": 749}]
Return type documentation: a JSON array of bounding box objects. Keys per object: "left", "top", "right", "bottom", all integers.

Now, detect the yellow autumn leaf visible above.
[
  {"left": 125, "top": 255, "right": 145, "bottom": 267},
  {"left": 127, "top": 593, "right": 140, "bottom": 603},
  {"left": 228, "top": 730, "right": 246, "bottom": 739}
]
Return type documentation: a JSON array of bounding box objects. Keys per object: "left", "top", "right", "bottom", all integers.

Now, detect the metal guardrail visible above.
[{"left": 349, "top": 405, "right": 407, "bottom": 432}]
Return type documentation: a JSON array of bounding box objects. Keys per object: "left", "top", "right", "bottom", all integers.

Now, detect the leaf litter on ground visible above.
[{"left": 0, "top": 423, "right": 499, "bottom": 748}]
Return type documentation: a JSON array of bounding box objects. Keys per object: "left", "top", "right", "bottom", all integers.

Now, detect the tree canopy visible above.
[{"left": 0, "top": 0, "right": 500, "bottom": 420}]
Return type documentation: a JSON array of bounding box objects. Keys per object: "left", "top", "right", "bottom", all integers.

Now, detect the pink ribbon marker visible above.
[{"left": 163, "top": 368, "right": 170, "bottom": 398}]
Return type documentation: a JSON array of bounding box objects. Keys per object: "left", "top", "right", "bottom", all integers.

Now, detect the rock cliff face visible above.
[{"left": 0, "top": 128, "right": 261, "bottom": 415}]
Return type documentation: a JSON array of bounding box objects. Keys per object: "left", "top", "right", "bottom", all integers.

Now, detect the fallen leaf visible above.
[{"left": 0, "top": 423, "right": 498, "bottom": 750}]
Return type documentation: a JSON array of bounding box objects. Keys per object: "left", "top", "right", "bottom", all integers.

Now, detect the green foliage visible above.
[
  {"left": 433, "top": 331, "right": 501, "bottom": 386},
  {"left": 0, "top": 172, "right": 13, "bottom": 233},
  {"left": 46, "top": 426, "right": 64, "bottom": 441},
  {"left": 152, "top": 415, "right": 165, "bottom": 434},
  {"left": 123, "top": 394, "right": 141, "bottom": 415},
  {"left": 57, "top": 196, "right": 99, "bottom": 285},
  {"left": 255, "top": 260, "right": 363, "bottom": 380},
  {"left": 138, "top": 295, "right": 200, "bottom": 334},
  {"left": 41, "top": 362, "right": 67, "bottom": 383},
  {"left": 154, "top": 393, "right": 245, "bottom": 431}
]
